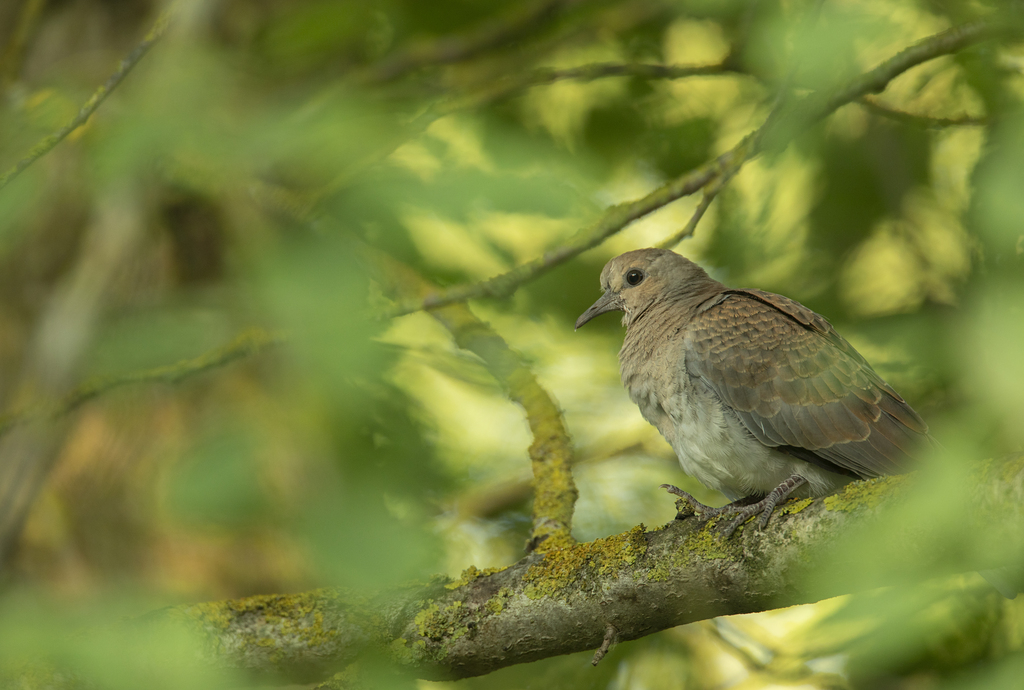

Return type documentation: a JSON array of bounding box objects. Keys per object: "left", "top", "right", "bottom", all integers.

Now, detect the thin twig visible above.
[
  {"left": 824, "top": 20, "right": 1000, "bottom": 116},
  {"left": 360, "top": 0, "right": 588, "bottom": 84},
  {"left": 0, "top": 329, "right": 282, "bottom": 439},
  {"left": 704, "top": 620, "right": 851, "bottom": 690},
  {"left": 385, "top": 143, "right": 738, "bottom": 317},
  {"left": 703, "top": 620, "right": 770, "bottom": 672},
  {"left": 0, "top": 0, "right": 48, "bottom": 87},
  {"left": 386, "top": 18, "right": 1005, "bottom": 317},
  {"left": 591, "top": 624, "right": 617, "bottom": 666},
  {"left": 657, "top": 187, "right": 719, "bottom": 250},
  {"left": 656, "top": 51, "right": 794, "bottom": 250},
  {"left": 315, "top": 60, "right": 737, "bottom": 203},
  {"left": 0, "top": 8, "right": 174, "bottom": 194},
  {"left": 857, "top": 96, "right": 987, "bottom": 128},
  {"left": 474, "top": 60, "right": 738, "bottom": 105},
  {"left": 657, "top": 165, "right": 738, "bottom": 249}
]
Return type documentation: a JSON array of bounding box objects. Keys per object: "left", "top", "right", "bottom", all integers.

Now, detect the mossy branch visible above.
[
  {"left": 368, "top": 250, "right": 578, "bottom": 551},
  {"left": 386, "top": 17, "right": 1007, "bottom": 317},
  {"left": 0, "top": 7, "right": 174, "bottom": 194},
  {"left": 114, "top": 455, "right": 1024, "bottom": 685}
]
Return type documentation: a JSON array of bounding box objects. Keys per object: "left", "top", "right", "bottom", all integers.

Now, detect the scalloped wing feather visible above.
[{"left": 686, "top": 289, "right": 929, "bottom": 478}]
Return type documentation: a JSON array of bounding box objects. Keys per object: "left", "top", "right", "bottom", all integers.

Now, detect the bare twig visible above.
[
  {"left": 858, "top": 96, "right": 987, "bottom": 128},
  {"left": 0, "top": 8, "right": 173, "bottom": 194},
  {"left": 0, "top": 0, "right": 47, "bottom": 87},
  {"left": 591, "top": 624, "right": 618, "bottom": 666},
  {"left": 530, "top": 60, "right": 734, "bottom": 84},
  {"left": 315, "top": 59, "right": 737, "bottom": 204},
  {"left": 657, "top": 185, "right": 719, "bottom": 250},
  {"left": 657, "top": 165, "right": 739, "bottom": 249},
  {"left": 655, "top": 58, "right": 794, "bottom": 250},
  {"left": 703, "top": 620, "right": 770, "bottom": 672},
  {"left": 468, "top": 60, "right": 738, "bottom": 107},
  {"left": 361, "top": 0, "right": 589, "bottom": 84},
  {"left": 705, "top": 619, "right": 851, "bottom": 689}
]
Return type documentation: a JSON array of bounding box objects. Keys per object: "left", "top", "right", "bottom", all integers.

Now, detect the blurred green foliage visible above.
[{"left": 0, "top": 0, "right": 1023, "bottom": 688}]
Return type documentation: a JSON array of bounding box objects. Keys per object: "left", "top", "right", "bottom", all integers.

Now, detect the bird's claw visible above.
[
  {"left": 659, "top": 484, "right": 725, "bottom": 521},
  {"left": 661, "top": 474, "right": 808, "bottom": 538}
]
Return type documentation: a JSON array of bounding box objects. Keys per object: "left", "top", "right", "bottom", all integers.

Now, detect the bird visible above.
[{"left": 574, "top": 247, "right": 932, "bottom": 538}]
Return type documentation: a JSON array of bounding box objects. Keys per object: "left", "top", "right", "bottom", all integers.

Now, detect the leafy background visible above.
[{"left": 0, "top": 0, "right": 1023, "bottom": 688}]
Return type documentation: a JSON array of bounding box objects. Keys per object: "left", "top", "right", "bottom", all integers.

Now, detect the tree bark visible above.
[{"left": 171, "top": 455, "right": 1024, "bottom": 683}]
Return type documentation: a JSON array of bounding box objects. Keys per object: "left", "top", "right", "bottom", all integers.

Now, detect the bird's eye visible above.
[{"left": 625, "top": 269, "right": 645, "bottom": 286}]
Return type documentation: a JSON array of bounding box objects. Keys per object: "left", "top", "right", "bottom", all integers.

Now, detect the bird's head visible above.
[{"left": 575, "top": 248, "right": 716, "bottom": 330}]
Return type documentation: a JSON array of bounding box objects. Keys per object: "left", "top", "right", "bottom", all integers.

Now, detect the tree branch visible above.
[
  {"left": 312, "top": 59, "right": 738, "bottom": 207},
  {"left": 360, "top": 0, "right": 590, "bottom": 84},
  {"left": 0, "top": 328, "right": 282, "bottom": 440},
  {"left": 385, "top": 142, "right": 738, "bottom": 317},
  {"left": 657, "top": 153, "right": 741, "bottom": 249},
  {"left": 823, "top": 21, "right": 999, "bottom": 116},
  {"left": 161, "top": 455, "right": 1024, "bottom": 683},
  {"left": 387, "top": 17, "right": 1006, "bottom": 317},
  {"left": 0, "top": 7, "right": 173, "bottom": 194},
  {"left": 462, "top": 60, "right": 739, "bottom": 108},
  {"left": 367, "top": 250, "right": 578, "bottom": 551},
  {"left": 857, "top": 96, "right": 988, "bottom": 128}
]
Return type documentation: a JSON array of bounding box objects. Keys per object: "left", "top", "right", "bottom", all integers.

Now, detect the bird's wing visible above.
[{"left": 685, "top": 289, "right": 928, "bottom": 478}]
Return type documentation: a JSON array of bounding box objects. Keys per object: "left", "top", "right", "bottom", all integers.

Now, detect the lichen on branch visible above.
[{"left": 103, "top": 454, "right": 1024, "bottom": 685}]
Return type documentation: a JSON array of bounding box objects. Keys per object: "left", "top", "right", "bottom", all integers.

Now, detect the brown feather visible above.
[{"left": 687, "top": 290, "right": 929, "bottom": 478}]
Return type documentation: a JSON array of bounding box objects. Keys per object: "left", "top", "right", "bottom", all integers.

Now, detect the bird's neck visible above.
[
  {"left": 619, "top": 282, "right": 724, "bottom": 372},
  {"left": 619, "top": 302, "right": 684, "bottom": 362}
]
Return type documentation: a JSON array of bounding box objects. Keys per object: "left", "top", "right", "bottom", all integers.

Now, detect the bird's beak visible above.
[{"left": 575, "top": 291, "right": 622, "bottom": 330}]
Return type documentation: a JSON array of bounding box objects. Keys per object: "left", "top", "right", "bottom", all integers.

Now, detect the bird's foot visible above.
[
  {"left": 659, "top": 484, "right": 730, "bottom": 520},
  {"left": 719, "top": 474, "right": 808, "bottom": 538},
  {"left": 661, "top": 475, "right": 808, "bottom": 538}
]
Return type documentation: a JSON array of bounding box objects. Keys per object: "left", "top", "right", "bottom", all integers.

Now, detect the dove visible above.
[{"left": 575, "top": 247, "right": 931, "bottom": 537}]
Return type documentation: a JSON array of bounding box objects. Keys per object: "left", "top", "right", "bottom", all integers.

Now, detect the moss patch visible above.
[
  {"left": 177, "top": 589, "right": 348, "bottom": 666},
  {"left": 445, "top": 564, "right": 508, "bottom": 590},
  {"left": 522, "top": 524, "right": 648, "bottom": 600},
  {"left": 414, "top": 601, "right": 471, "bottom": 644},
  {"left": 645, "top": 546, "right": 687, "bottom": 582},
  {"left": 485, "top": 587, "right": 514, "bottom": 616},
  {"left": 388, "top": 637, "right": 415, "bottom": 665},
  {"left": 682, "top": 520, "right": 737, "bottom": 560},
  {"left": 778, "top": 497, "right": 814, "bottom": 516},
  {"left": 824, "top": 476, "right": 906, "bottom": 512}
]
